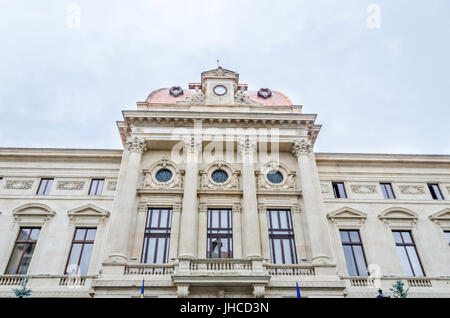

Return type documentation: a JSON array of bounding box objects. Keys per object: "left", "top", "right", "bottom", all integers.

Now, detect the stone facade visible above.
[{"left": 0, "top": 68, "right": 449, "bottom": 298}]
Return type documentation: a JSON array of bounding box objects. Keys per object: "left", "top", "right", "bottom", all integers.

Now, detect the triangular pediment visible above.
[
  {"left": 12, "top": 203, "right": 55, "bottom": 218},
  {"left": 201, "top": 67, "right": 239, "bottom": 80},
  {"left": 67, "top": 204, "right": 110, "bottom": 218},
  {"left": 429, "top": 208, "right": 450, "bottom": 221},
  {"left": 378, "top": 207, "right": 418, "bottom": 220},
  {"left": 327, "top": 207, "right": 367, "bottom": 220}
]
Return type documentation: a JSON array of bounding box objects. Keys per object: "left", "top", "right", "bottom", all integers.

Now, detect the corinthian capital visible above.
[
  {"left": 183, "top": 136, "right": 202, "bottom": 154},
  {"left": 291, "top": 139, "right": 312, "bottom": 157},
  {"left": 124, "top": 137, "right": 147, "bottom": 153}
]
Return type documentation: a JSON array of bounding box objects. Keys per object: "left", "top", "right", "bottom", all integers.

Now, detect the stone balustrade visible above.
[
  {"left": 265, "top": 264, "right": 315, "bottom": 276},
  {"left": 124, "top": 264, "right": 175, "bottom": 276}
]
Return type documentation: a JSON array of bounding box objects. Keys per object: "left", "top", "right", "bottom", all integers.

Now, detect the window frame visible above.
[
  {"left": 5, "top": 227, "right": 41, "bottom": 274},
  {"left": 267, "top": 209, "right": 298, "bottom": 265},
  {"left": 36, "top": 178, "right": 53, "bottom": 195},
  {"left": 428, "top": 183, "right": 444, "bottom": 200},
  {"left": 64, "top": 228, "right": 97, "bottom": 275},
  {"left": 88, "top": 179, "right": 104, "bottom": 196},
  {"left": 392, "top": 230, "right": 425, "bottom": 277},
  {"left": 332, "top": 182, "right": 347, "bottom": 199},
  {"left": 380, "top": 183, "right": 396, "bottom": 199},
  {"left": 206, "top": 208, "right": 233, "bottom": 259},
  {"left": 444, "top": 231, "right": 450, "bottom": 247},
  {"left": 339, "top": 229, "right": 368, "bottom": 276},
  {"left": 141, "top": 208, "right": 172, "bottom": 264}
]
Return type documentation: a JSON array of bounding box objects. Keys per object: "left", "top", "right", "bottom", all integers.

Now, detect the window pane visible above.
[
  {"left": 6, "top": 243, "right": 25, "bottom": 274},
  {"left": 282, "top": 239, "right": 294, "bottom": 264},
  {"left": 349, "top": 231, "right": 361, "bottom": 243},
  {"left": 397, "top": 246, "right": 414, "bottom": 276},
  {"left": 445, "top": 231, "right": 450, "bottom": 245},
  {"left": 66, "top": 243, "right": 83, "bottom": 274},
  {"left": 386, "top": 184, "right": 395, "bottom": 199},
  {"left": 17, "top": 243, "right": 37, "bottom": 274},
  {"left": 353, "top": 245, "right": 368, "bottom": 276},
  {"left": 18, "top": 228, "right": 30, "bottom": 241},
  {"left": 270, "top": 211, "right": 279, "bottom": 229},
  {"left": 381, "top": 184, "right": 388, "bottom": 199},
  {"left": 340, "top": 230, "right": 350, "bottom": 243},
  {"left": 211, "top": 210, "right": 219, "bottom": 228},
  {"left": 406, "top": 246, "right": 424, "bottom": 277},
  {"left": 393, "top": 231, "right": 403, "bottom": 244},
  {"left": 279, "top": 211, "right": 288, "bottom": 229},
  {"left": 146, "top": 238, "right": 157, "bottom": 263},
  {"left": 79, "top": 244, "right": 93, "bottom": 275},
  {"left": 150, "top": 209, "right": 160, "bottom": 228},
  {"left": 273, "top": 239, "right": 283, "bottom": 264},
  {"left": 343, "top": 245, "right": 358, "bottom": 276},
  {"left": 29, "top": 229, "right": 40, "bottom": 241},
  {"left": 85, "top": 229, "right": 97, "bottom": 241},
  {"left": 401, "top": 231, "right": 413, "bottom": 244},
  {"left": 337, "top": 183, "right": 346, "bottom": 198},
  {"left": 75, "top": 229, "right": 86, "bottom": 240}
]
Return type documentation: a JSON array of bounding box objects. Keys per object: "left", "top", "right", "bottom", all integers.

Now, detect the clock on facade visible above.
[{"left": 213, "top": 85, "right": 227, "bottom": 96}]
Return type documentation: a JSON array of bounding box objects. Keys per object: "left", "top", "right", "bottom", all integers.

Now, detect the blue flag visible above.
[
  {"left": 296, "top": 282, "right": 301, "bottom": 298},
  {"left": 140, "top": 279, "right": 145, "bottom": 298}
]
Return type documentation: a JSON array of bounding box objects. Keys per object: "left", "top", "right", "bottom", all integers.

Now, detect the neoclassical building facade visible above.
[{"left": 0, "top": 68, "right": 449, "bottom": 298}]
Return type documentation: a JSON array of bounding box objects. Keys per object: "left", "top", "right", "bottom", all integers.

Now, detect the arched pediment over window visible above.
[
  {"left": 378, "top": 207, "right": 419, "bottom": 228},
  {"left": 429, "top": 208, "right": 450, "bottom": 228},
  {"left": 327, "top": 207, "right": 367, "bottom": 227},
  {"left": 12, "top": 203, "right": 55, "bottom": 225}
]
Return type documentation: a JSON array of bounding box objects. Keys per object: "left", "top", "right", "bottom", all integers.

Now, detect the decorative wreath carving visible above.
[
  {"left": 200, "top": 160, "right": 239, "bottom": 190},
  {"left": 257, "top": 161, "right": 296, "bottom": 191},
  {"left": 143, "top": 156, "right": 183, "bottom": 189},
  {"left": 169, "top": 86, "right": 184, "bottom": 97},
  {"left": 257, "top": 88, "right": 272, "bottom": 99}
]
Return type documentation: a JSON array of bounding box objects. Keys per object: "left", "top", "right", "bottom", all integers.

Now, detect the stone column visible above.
[
  {"left": 291, "top": 139, "right": 332, "bottom": 264},
  {"left": 178, "top": 137, "right": 202, "bottom": 258},
  {"left": 258, "top": 203, "right": 270, "bottom": 261},
  {"left": 168, "top": 203, "right": 182, "bottom": 261},
  {"left": 238, "top": 137, "right": 262, "bottom": 259},
  {"left": 105, "top": 137, "right": 147, "bottom": 262},
  {"left": 197, "top": 204, "right": 208, "bottom": 258},
  {"left": 232, "top": 204, "right": 242, "bottom": 259}
]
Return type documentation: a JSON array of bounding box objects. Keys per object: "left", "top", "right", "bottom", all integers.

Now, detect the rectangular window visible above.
[
  {"left": 339, "top": 230, "right": 368, "bottom": 276},
  {"left": 141, "top": 208, "right": 172, "bottom": 264},
  {"left": 380, "top": 183, "right": 396, "bottom": 199},
  {"left": 65, "top": 228, "right": 97, "bottom": 275},
  {"left": 36, "top": 178, "right": 53, "bottom": 195},
  {"left": 267, "top": 209, "right": 297, "bottom": 264},
  {"left": 445, "top": 231, "right": 450, "bottom": 246},
  {"left": 332, "top": 182, "right": 347, "bottom": 199},
  {"left": 5, "top": 228, "right": 41, "bottom": 274},
  {"left": 428, "top": 184, "right": 444, "bottom": 200},
  {"left": 393, "top": 230, "right": 425, "bottom": 277},
  {"left": 207, "top": 209, "right": 233, "bottom": 259},
  {"left": 88, "top": 179, "right": 104, "bottom": 196}
]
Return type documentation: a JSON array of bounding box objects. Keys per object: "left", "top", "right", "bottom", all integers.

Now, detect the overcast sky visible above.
[{"left": 0, "top": 1, "right": 449, "bottom": 154}]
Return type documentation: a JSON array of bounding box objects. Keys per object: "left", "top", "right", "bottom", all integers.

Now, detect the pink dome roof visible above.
[{"left": 145, "top": 88, "right": 292, "bottom": 106}]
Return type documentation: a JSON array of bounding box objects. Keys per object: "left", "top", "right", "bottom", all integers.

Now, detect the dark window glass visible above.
[
  {"left": 332, "top": 182, "right": 347, "bottom": 199},
  {"left": 444, "top": 231, "right": 450, "bottom": 246},
  {"left": 6, "top": 228, "right": 41, "bottom": 274},
  {"left": 428, "top": 184, "right": 444, "bottom": 200},
  {"left": 155, "top": 169, "right": 172, "bottom": 183},
  {"left": 36, "top": 178, "right": 53, "bottom": 195},
  {"left": 392, "top": 230, "right": 425, "bottom": 277},
  {"left": 65, "top": 228, "right": 96, "bottom": 275},
  {"left": 380, "top": 183, "right": 396, "bottom": 199},
  {"left": 207, "top": 209, "right": 233, "bottom": 258},
  {"left": 89, "top": 179, "right": 104, "bottom": 196},
  {"left": 211, "top": 170, "right": 228, "bottom": 183},
  {"left": 267, "top": 209, "right": 297, "bottom": 264},
  {"left": 141, "top": 208, "right": 172, "bottom": 264},
  {"left": 267, "top": 171, "right": 284, "bottom": 184},
  {"left": 339, "top": 230, "right": 368, "bottom": 276}
]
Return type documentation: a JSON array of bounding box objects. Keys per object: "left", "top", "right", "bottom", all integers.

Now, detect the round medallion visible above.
[
  {"left": 211, "top": 169, "right": 228, "bottom": 183},
  {"left": 155, "top": 169, "right": 173, "bottom": 183},
  {"left": 213, "top": 85, "right": 227, "bottom": 96},
  {"left": 257, "top": 88, "right": 272, "bottom": 99},
  {"left": 267, "top": 171, "right": 283, "bottom": 184}
]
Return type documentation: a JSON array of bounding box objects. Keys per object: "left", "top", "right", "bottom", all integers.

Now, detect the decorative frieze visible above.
[
  {"left": 398, "top": 185, "right": 425, "bottom": 195},
  {"left": 56, "top": 181, "right": 85, "bottom": 191},
  {"left": 290, "top": 139, "right": 312, "bottom": 156},
  {"left": 5, "top": 180, "right": 34, "bottom": 190},
  {"left": 351, "top": 185, "right": 377, "bottom": 194}
]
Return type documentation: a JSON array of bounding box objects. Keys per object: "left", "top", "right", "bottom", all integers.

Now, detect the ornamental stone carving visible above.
[
  {"left": 237, "top": 137, "right": 257, "bottom": 156},
  {"left": 291, "top": 139, "right": 312, "bottom": 156},
  {"left": 124, "top": 137, "right": 147, "bottom": 153},
  {"left": 6, "top": 180, "right": 34, "bottom": 190},
  {"left": 107, "top": 181, "right": 117, "bottom": 191},
  {"left": 320, "top": 183, "right": 329, "bottom": 193},
  {"left": 177, "top": 87, "right": 205, "bottom": 105},
  {"left": 235, "top": 87, "right": 262, "bottom": 106},
  {"left": 398, "top": 185, "right": 425, "bottom": 195},
  {"left": 257, "top": 161, "right": 296, "bottom": 191},
  {"left": 200, "top": 160, "right": 240, "bottom": 190},
  {"left": 143, "top": 156, "right": 183, "bottom": 190},
  {"left": 351, "top": 185, "right": 377, "bottom": 194},
  {"left": 183, "top": 136, "right": 202, "bottom": 154},
  {"left": 56, "top": 181, "right": 85, "bottom": 191}
]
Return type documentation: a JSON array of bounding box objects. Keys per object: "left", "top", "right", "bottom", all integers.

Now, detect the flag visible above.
[
  {"left": 296, "top": 282, "right": 301, "bottom": 298},
  {"left": 140, "top": 279, "right": 145, "bottom": 298}
]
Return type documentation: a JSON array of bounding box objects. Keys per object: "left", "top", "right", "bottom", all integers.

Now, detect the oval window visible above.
[
  {"left": 211, "top": 169, "right": 228, "bottom": 183},
  {"left": 155, "top": 169, "right": 173, "bottom": 183},
  {"left": 267, "top": 171, "right": 283, "bottom": 184}
]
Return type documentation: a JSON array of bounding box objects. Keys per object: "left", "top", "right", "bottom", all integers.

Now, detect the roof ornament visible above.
[
  {"left": 257, "top": 88, "right": 272, "bottom": 99},
  {"left": 235, "top": 87, "right": 263, "bottom": 106},
  {"left": 176, "top": 86, "right": 205, "bottom": 105},
  {"left": 169, "top": 86, "right": 184, "bottom": 97}
]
